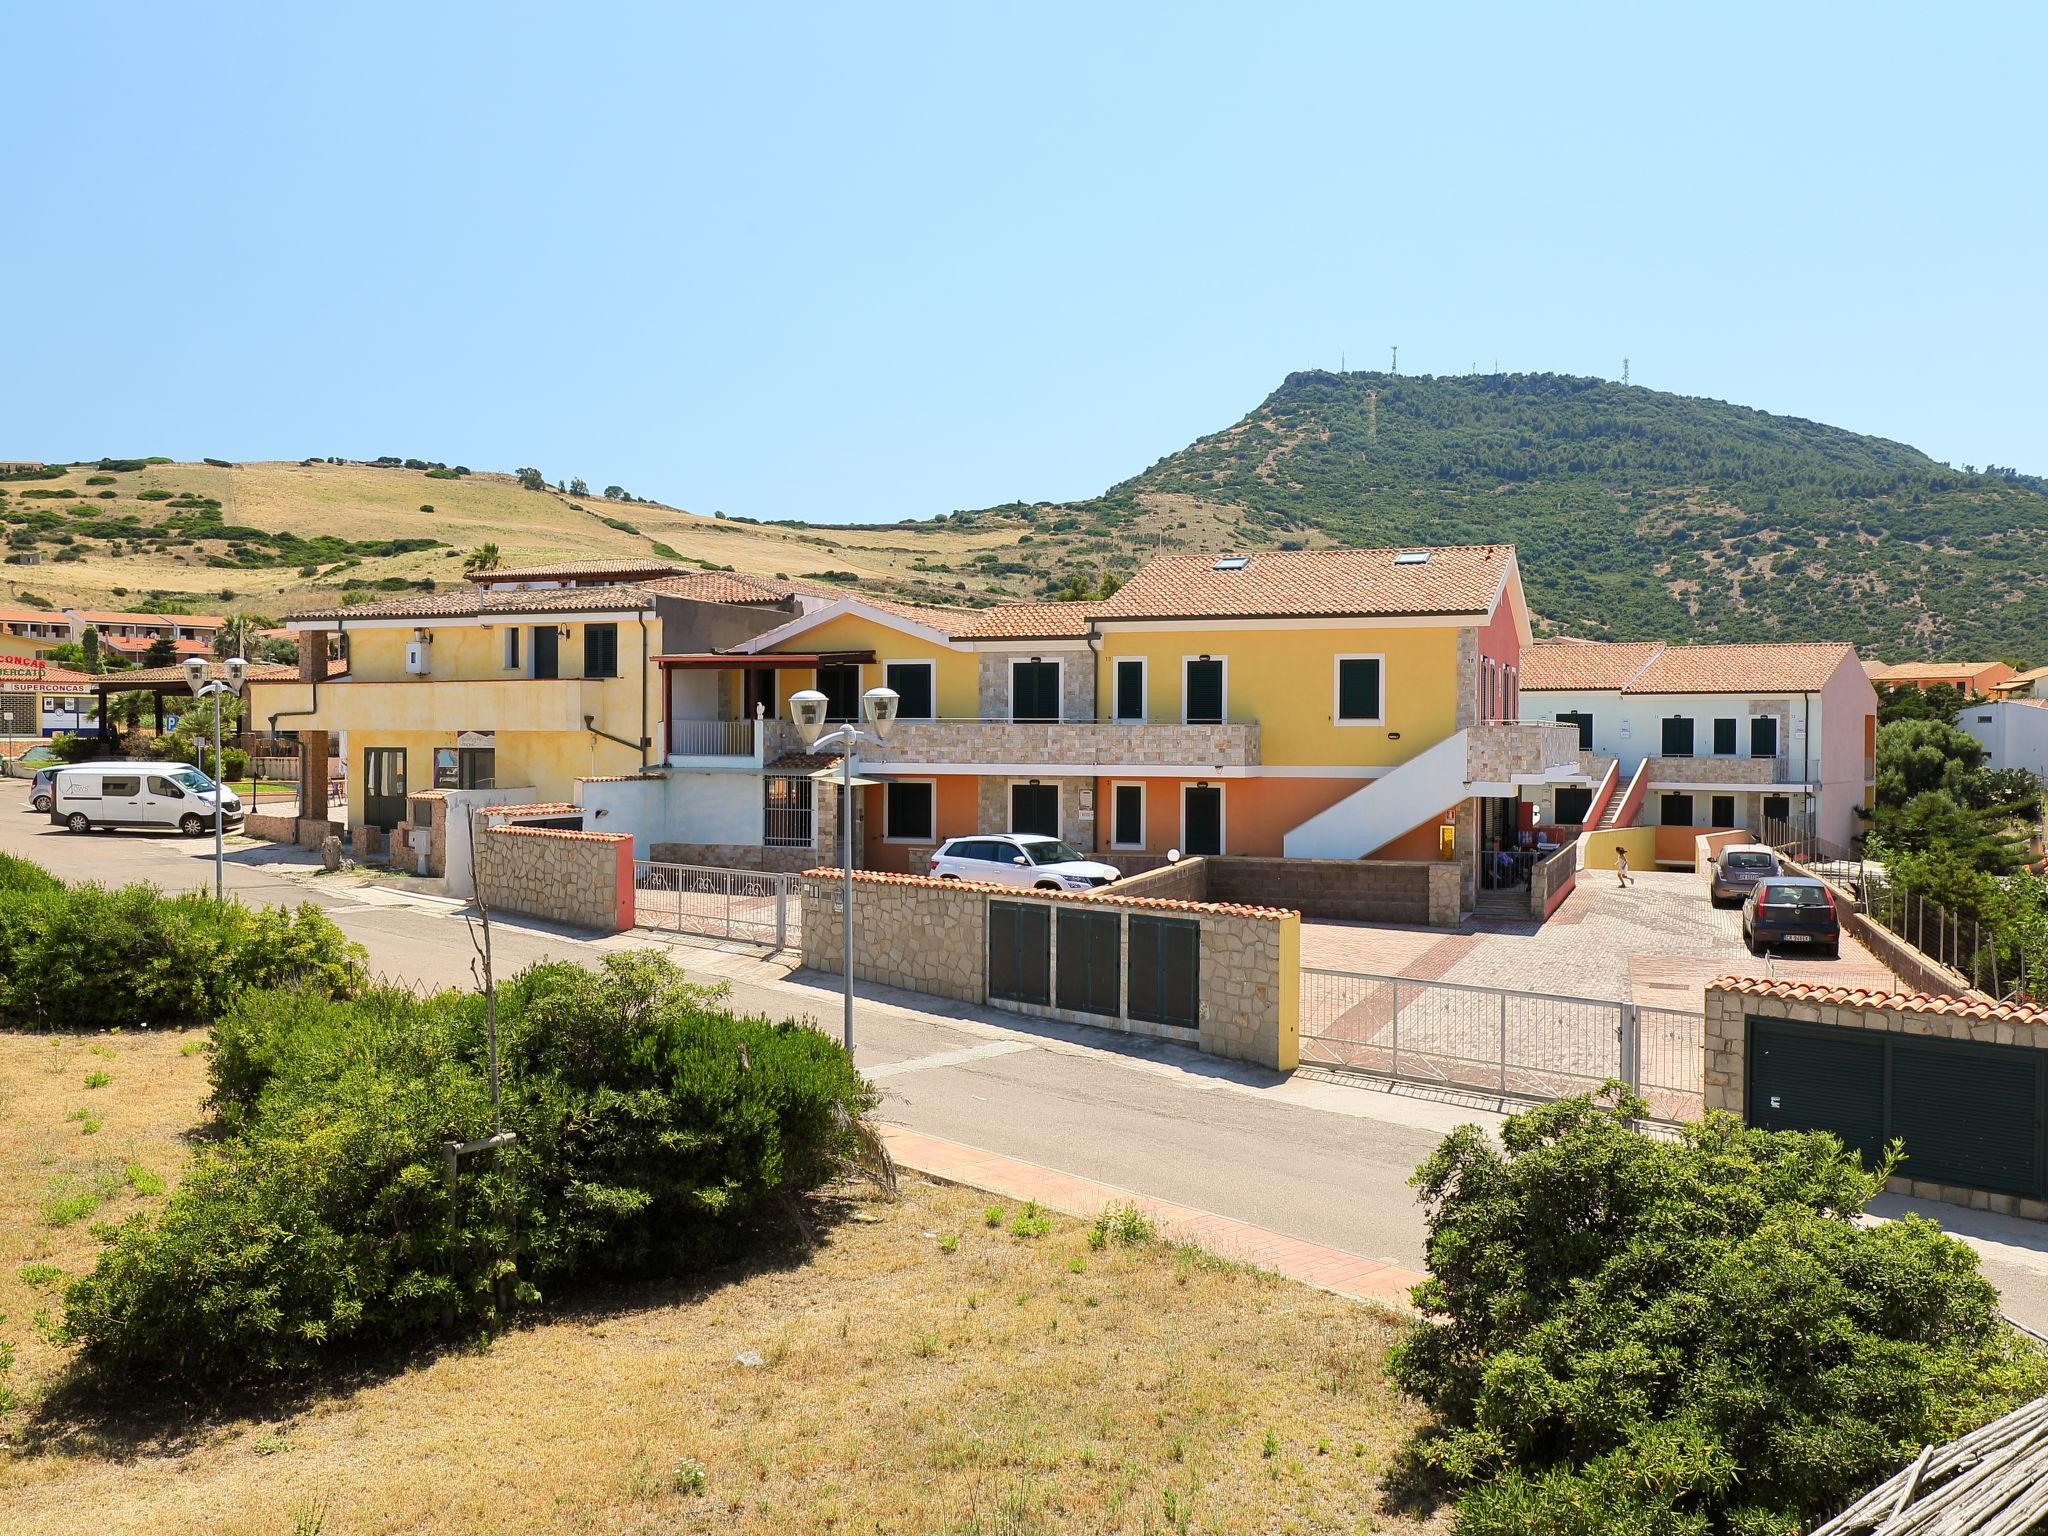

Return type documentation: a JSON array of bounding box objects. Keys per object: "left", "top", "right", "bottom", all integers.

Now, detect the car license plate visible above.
[{"left": 1780, "top": 933, "right": 1812, "bottom": 943}]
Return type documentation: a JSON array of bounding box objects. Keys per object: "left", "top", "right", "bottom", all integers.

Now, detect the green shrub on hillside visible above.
[
  {"left": 1391, "top": 1088, "right": 2047, "bottom": 1536},
  {"left": 0, "top": 876, "right": 363, "bottom": 1030},
  {"left": 66, "top": 953, "right": 874, "bottom": 1383}
]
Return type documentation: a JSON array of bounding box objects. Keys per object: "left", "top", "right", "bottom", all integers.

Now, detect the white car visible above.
[{"left": 929, "top": 834, "right": 1121, "bottom": 892}]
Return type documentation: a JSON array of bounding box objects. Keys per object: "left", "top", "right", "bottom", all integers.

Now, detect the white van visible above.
[{"left": 52, "top": 764, "right": 242, "bottom": 836}]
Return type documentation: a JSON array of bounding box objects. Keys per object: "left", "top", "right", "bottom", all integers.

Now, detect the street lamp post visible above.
[
  {"left": 788, "top": 685, "right": 899, "bottom": 1055},
  {"left": 181, "top": 654, "right": 247, "bottom": 901}
]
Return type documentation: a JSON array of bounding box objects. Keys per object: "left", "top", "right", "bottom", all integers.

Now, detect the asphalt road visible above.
[{"left": 4, "top": 782, "right": 2045, "bottom": 1333}]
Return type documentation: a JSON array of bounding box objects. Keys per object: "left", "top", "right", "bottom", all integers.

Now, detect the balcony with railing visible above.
[
  {"left": 665, "top": 713, "right": 1261, "bottom": 771},
  {"left": 1642, "top": 754, "right": 1798, "bottom": 787},
  {"left": 852, "top": 716, "right": 1260, "bottom": 770},
  {"left": 667, "top": 718, "right": 760, "bottom": 763}
]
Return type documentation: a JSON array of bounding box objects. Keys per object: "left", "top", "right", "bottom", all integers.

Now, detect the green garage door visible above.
[{"left": 1748, "top": 1018, "right": 2047, "bottom": 1199}]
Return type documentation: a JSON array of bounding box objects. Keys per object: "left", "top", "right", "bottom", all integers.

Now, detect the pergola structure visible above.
[{"left": 88, "top": 662, "right": 298, "bottom": 741}]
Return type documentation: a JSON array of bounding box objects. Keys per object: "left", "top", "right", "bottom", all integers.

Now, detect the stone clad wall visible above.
[
  {"left": 799, "top": 869, "right": 1300, "bottom": 1068},
  {"left": 1113, "top": 854, "right": 1460, "bottom": 927},
  {"left": 1704, "top": 979, "right": 2048, "bottom": 1221},
  {"left": 475, "top": 824, "right": 633, "bottom": 931}
]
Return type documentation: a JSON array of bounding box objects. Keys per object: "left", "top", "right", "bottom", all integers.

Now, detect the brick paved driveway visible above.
[{"left": 1300, "top": 868, "right": 1893, "bottom": 1009}]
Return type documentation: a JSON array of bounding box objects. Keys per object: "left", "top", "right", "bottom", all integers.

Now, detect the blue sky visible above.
[{"left": 5, "top": 3, "right": 2041, "bottom": 521}]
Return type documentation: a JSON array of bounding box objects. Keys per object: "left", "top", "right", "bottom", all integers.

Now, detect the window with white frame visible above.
[
  {"left": 1183, "top": 657, "right": 1225, "bottom": 724},
  {"left": 1333, "top": 655, "right": 1383, "bottom": 724},
  {"left": 1112, "top": 657, "right": 1146, "bottom": 722},
  {"left": 503, "top": 626, "right": 521, "bottom": 670},
  {"left": 883, "top": 660, "right": 935, "bottom": 720},
  {"left": 883, "top": 779, "right": 935, "bottom": 842},
  {"left": 1110, "top": 782, "right": 1145, "bottom": 848}
]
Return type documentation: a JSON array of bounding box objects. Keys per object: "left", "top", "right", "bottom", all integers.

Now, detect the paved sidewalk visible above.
[{"left": 879, "top": 1123, "right": 1426, "bottom": 1310}]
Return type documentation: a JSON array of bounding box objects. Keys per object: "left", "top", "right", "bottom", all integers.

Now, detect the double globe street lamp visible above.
[
  {"left": 787, "top": 684, "right": 899, "bottom": 1054},
  {"left": 180, "top": 653, "right": 247, "bottom": 901}
]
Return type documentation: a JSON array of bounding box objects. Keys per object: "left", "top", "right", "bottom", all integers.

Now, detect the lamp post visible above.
[
  {"left": 181, "top": 654, "right": 247, "bottom": 901},
  {"left": 788, "top": 685, "right": 899, "bottom": 1055}
]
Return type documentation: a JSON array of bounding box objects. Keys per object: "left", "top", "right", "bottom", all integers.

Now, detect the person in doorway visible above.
[{"left": 1615, "top": 846, "right": 1635, "bottom": 888}]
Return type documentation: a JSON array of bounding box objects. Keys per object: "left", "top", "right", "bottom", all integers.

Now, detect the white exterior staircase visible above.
[{"left": 1283, "top": 723, "right": 1585, "bottom": 861}]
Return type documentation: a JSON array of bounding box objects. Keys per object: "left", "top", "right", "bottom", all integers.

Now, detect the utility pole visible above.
[
  {"left": 1390, "top": 345, "right": 1398, "bottom": 376},
  {"left": 1622, "top": 357, "right": 1630, "bottom": 386}
]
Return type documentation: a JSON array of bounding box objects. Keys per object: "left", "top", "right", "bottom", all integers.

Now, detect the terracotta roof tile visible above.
[
  {"left": 88, "top": 661, "right": 297, "bottom": 687},
  {"left": 765, "top": 752, "right": 841, "bottom": 774},
  {"left": 284, "top": 587, "right": 654, "bottom": 622},
  {"left": 67, "top": 609, "right": 223, "bottom": 627},
  {"left": 1090, "top": 545, "right": 1512, "bottom": 622},
  {"left": 1868, "top": 660, "right": 2014, "bottom": 683},
  {"left": 469, "top": 558, "right": 682, "bottom": 584},
  {"left": 636, "top": 571, "right": 810, "bottom": 606},
  {"left": 1524, "top": 640, "right": 1859, "bottom": 695},
  {"left": 1626, "top": 642, "right": 1858, "bottom": 694},
  {"left": 1707, "top": 974, "right": 2048, "bottom": 1026},
  {"left": 1521, "top": 640, "right": 1666, "bottom": 691}
]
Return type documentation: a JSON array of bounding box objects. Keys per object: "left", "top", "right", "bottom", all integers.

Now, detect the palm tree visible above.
[
  {"left": 214, "top": 614, "right": 255, "bottom": 659},
  {"left": 466, "top": 542, "right": 503, "bottom": 573}
]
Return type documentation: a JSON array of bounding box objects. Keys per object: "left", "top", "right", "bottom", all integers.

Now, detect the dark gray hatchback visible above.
[{"left": 1742, "top": 876, "right": 1840, "bottom": 957}]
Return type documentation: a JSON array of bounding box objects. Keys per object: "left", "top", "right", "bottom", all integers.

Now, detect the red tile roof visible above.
[
  {"left": 469, "top": 558, "right": 682, "bottom": 584},
  {"left": 67, "top": 609, "right": 224, "bottom": 627},
  {"left": 1521, "top": 640, "right": 1666, "bottom": 691},
  {"left": 636, "top": 571, "right": 810, "bottom": 606},
  {"left": 285, "top": 587, "right": 655, "bottom": 622},
  {"left": 1868, "top": 660, "right": 2014, "bottom": 683},
  {"left": 1708, "top": 975, "right": 2048, "bottom": 1026},
  {"left": 1090, "top": 545, "right": 1513, "bottom": 621},
  {"left": 1524, "top": 640, "right": 1860, "bottom": 695}
]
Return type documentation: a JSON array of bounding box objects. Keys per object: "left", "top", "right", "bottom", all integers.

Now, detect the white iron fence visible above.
[
  {"left": 1299, "top": 968, "right": 1703, "bottom": 1123},
  {"left": 668, "top": 720, "right": 756, "bottom": 758},
  {"left": 633, "top": 862, "right": 795, "bottom": 946}
]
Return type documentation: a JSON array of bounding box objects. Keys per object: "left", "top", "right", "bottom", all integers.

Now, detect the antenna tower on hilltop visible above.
[
  {"left": 1390, "top": 345, "right": 1398, "bottom": 375},
  {"left": 1622, "top": 357, "right": 1630, "bottom": 386}
]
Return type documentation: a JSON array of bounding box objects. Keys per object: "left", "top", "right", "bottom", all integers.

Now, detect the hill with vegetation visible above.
[
  {"left": 6, "top": 375, "right": 2042, "bottom": 659},
  {"left": 1011, "top": 371, "right": 2046, "bottom": 661}
]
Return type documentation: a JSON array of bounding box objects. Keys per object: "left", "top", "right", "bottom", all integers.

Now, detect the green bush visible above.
[
  {"left": 0, "top": 853, "right": 61, "bottom": 896},
  {"left": 0, "top": 880, "right": 362, "bottom": 1030},
  {"left": 66, "top": 953, "right": 874, "bottom": 1382},
  {"left": 1391, "top": 1089, "right": 2048, "bottom": 1536}
]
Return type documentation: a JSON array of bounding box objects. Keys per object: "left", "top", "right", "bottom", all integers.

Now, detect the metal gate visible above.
[
  {"left": 1299, "top": 968, "right": 1703, "bottom": 1123},
  {"left": 1750, "top": 1018, "right": 2047, "bottom": 1197},
  {"left": 633, "top": 862, "right": 795, "bottom": 946}
]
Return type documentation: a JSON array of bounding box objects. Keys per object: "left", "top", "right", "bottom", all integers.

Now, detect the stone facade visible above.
[
  {"left": 865, "top": 719, "right": 1260, "bottom": 770},
  {"left": 975, "top": 652, "right": 1096, "bottom": 723},
  {"left": 1703, "top": 977, "right": 2048, "bottom": 1222},
  {"left": 1455, "top": 628, "right": 1479, "bottom": 730},
  {"left": 1115, "top": 854, "right": 1462, "bottom": 927},
  {"left": 474, "top": 823, "right": 634, "bottom": 931},
  {"left": 648, "top": 841, "right": 818, "bottom": 874},
  {"left": 243, "top": 812, "right": 344, "bottom": 849},
  {"left": 972, "top": 773, "right": 1095, "bottom": 851},
  {"left": 1464, "top": 721, "right": 1583, "bottom": 783},
  {"left": 1643, "top": 754, "right": 1786, "bottom": 786},
  {"left": 798, "top": 869, "right": 1300, "bottom": 1069}
]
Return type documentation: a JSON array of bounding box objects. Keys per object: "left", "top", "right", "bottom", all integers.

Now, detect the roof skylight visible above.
[
  {"left": 1211, "top": 555, "right": 1251, "bottom": 571},
  {"left": 1393, "top": 550, "right": 1431, "bottom": 565}
]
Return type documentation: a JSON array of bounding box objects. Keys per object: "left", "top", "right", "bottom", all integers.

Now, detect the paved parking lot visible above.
[{"left": 1300, "top": 867, "right": 1895, "bottom": 1009}]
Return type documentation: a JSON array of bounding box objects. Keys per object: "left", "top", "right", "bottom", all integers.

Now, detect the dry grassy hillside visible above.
[{"left": 0, "top": 459, "right": 1174, "bottom": 618}]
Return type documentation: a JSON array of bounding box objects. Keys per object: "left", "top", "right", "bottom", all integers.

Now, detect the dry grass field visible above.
[
  {"left": 0, "top": 1028, "right": 1434, "bottom": 1536},
  {"left": 0, "top": 458, "right": 1305, "bottom": 622}
]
